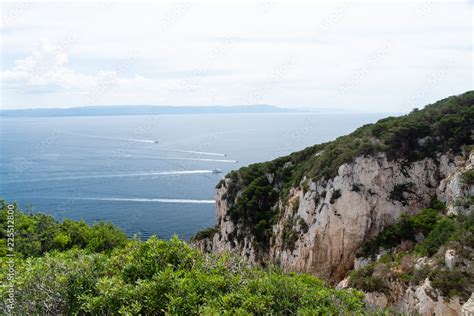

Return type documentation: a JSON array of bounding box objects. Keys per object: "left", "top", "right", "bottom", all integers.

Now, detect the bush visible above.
[
  {"left": 0, "top": 236, "right": 368, "bottom": 315},
  {"left": 298, "top": 217, "right": 309, "bottom": 234},
  {"left": 282, "top": 217, "right": 298, "bottom": 251},
  {"left": 430, "top": 268, "right": 469, "bottom": 300},
  {"left": 461, "top": 169, "right": 474, "bottom": 186},
  {"left": 0, "top": 203, "right": 371, "bottom": 314},
  {"left": 358, "top": 208, "right": 442, "bottom": 258},
  {"left": 191, "top": 226, "right": 218, "bottom": 241},
  {"left": 348, "top": 264, "right": 388, "bottom": 293},
  {"left": 415, "top": 218, "right": 456, "bottom": 256},
  {"left": 87, "top": 222, "right": 128, "bottom": 253},
  {"left": 227, "top": 175, "right": 279, "bottom": 250},
  {"left": 0, "top": 201, "right": 127, "bottom": 257}
]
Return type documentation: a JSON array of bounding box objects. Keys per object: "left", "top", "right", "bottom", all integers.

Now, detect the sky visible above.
[{"left": 0, "top": 0, "right": 472, "bottom": 112}]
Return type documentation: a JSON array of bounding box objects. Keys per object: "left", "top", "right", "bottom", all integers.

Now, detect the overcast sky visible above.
[{"left": 1, "top": 1, "right": 472, "bottom": 112}]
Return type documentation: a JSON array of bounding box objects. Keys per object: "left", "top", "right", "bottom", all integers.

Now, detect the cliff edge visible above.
[{"left": 194, "top": 91, "right": 474, "bottom": 314}]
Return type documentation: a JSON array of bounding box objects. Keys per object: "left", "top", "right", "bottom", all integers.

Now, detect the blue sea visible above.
[{"left": 0, "top": 113, "right": 387, "bottom": 239}]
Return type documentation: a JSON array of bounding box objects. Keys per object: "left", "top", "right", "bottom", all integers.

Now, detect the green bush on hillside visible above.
[
  {"left": 0, "top": 201, "right": 127, "bottom": 258},
  {"left": 352, "top": 207, "right": 474, "bottom": 300},
  {"left": 357, "top": 207, "right": 443, "bottom": 258},
  {"left": 191, "top": 226, "right": 218, "bottom": 241},
  {"left": 348, "top": 264, "right": 388, "bottom": 293},
  {"left": 461, "top": 169, "right": 474, "bottom": 186}
]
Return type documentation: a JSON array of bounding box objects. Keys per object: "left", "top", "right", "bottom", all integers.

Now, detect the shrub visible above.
[
  {"left": 415, "top": 218, "right": 456, "bottom": 256},
  {"left": 301, "top": 180, "right": 310, "bottom": 194},
  {"left": 0, "top": 235, "right": 368, "bottom": 315},
  {"left": 430, "top": 268, "right": 469, "bottom": 300},
  {"left": 87, "top": 222, "right": 128, "bottom": 253},
  {"left": 0, "top": 202, "right": 128, "bottom": 257},
  {"left": 282, "top": 218, "right": 298, "bottom": 251},
  {"left": 358, "top": 208, "right": 442, "bottom": 258},
  {"left": 191, "top": 226, "right": 218, "bottom": 241},
  {"left": 348, "top": 264, "right": 388, "bottom": 293},
  {"left": 460, "top": 169, "right": 474, "bottom": 186},
  {"left": 227, "top": 176, "right": 279, "bottom": 249},
  {"left": 298, "top": 217, "right": 309, "bottom": 234},
  {"left": 292, "top": 197, "right": 300, "bottom": 212}
]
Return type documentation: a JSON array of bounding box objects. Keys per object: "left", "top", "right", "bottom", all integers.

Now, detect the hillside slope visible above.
[{"left": 194, "top": 91, "right": 474, "bottom": 314}]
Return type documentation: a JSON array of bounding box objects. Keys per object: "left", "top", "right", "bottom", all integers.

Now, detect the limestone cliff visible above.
[
  {"left": 201, "top": 151, "right": 472, "bottom": 283},
  {"left": 193, "top": 92, "right": 473, "bottom": 314}
]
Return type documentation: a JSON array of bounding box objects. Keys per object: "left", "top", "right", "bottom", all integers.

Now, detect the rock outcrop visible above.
[
  {"left": 355, "top": 278, "right": 471, "bottom": 316},
  {"left": 202, "top": 151, "right": 472, "bottom": 283},
  {"left": 193, "top": 92, "right": 474, "bottom": 315}
]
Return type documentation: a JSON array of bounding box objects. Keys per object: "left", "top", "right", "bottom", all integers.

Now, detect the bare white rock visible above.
[
  {"left": 399, "top": 278, "right": 463, "bottom": 316},
  {"left": 354, "top": 257, "right": 372, "bottom": 270},
  {"left": 364, "top": 292, "right": 388, "bottom": 309},
  {"left": 462, "top": 293, "right": 474, "bottom": 316},
  {"left": 336, "top": 277, "right": 350, "bottom": 290},
  {"left": 415, "top": 256, "right": 435, "bottom": 271},
  {"left": 445, "top": 249, "right": 457, "bottom": 270}
]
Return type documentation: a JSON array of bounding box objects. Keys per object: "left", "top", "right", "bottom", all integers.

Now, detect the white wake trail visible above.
[
  {"left": 123, "top": 155, "right": 237, "bottom": 163},
  {"left": 70, "top": 197, "right": 215, "bottom": 204},
  {"left": 161, "top": 149, "right": 227, "bottom": 157},
  {"left": 4, "top": 170, "right": 214, "bottom": 184},
  {"left": 68, "top": 133, "right": 228, "bottom": 156},
  {"left": 67, "top": 133, "right": 156, "bottom": 144}
]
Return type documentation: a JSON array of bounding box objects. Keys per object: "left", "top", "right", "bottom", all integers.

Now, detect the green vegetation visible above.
[
  {"left": 0, "top": 202, "right": 127, "bottom": 257},
  {"left": 282, "top": 216, "right": 299, "bottom": 251},
  {"left": 348, "top": 264, "right": 388, "bottom": 293},
  {"left": 191, "top": 226, "right": 218, "bottom": 241},
  {"left": 214, "top": 91, "right": 474, "bottom": 251},
  {"left": 358, "top": 200, "right": 474, "bottom": 260},
  {"left": 461, "top": 169, "right": 474, "bottom": 186},
  {"left": 0, "top": 203, "right": 370, "bottom": 315},
  {"left": 226, "top": 175, "right": 279, "bottom": 249},
  {"left": 357, "top": 205, "right": 444, "bottom": 259},
  {"left": 430, "top": 268, "right": 469, "bottom": 299},
  {"left": 351, "top": 204, "right": 474, "bottom": 300}
]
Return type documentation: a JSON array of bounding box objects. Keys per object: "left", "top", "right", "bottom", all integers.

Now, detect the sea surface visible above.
[{"left": 0, "top": 113, "right": 388, "bottom": 239}]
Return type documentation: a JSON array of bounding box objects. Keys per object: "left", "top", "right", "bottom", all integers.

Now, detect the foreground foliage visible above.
[
  {"left": 0, "top": 201, "right": 127, "bottom": 257},
  {"left": 0, "top": 204, "right": 369, "bottom": 315}
]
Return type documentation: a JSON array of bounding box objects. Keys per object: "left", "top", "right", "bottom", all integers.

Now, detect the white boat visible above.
[{"left": 212, "top": 168, "right": 222, "bottom": 174}]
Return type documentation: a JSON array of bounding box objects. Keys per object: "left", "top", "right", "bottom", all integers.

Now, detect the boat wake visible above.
[
  {"left": 122, "top": 155, "right": 237, "bottom": 163},
  {"left": 67, "top": 197, "right": 215, "bottom": 204},
  {"left": 4, "top": 170, "right": 215, "bottom": 183},
  {"left": 68, "top": 133, "right": 228, "bottom": 156},
  {"left": 67, "top": 132, "right": 157, "bottom": 144},
  {"left": 162, "top": 149, "right": 227, "bottom": 157}
]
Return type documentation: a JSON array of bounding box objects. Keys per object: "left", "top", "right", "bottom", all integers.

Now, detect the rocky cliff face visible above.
[
  {"left": 193, "top": 92, "right": 474, "bottom": 315},
  {"left": 197, "top": 150, "right": 472, "bottom": 284},
  {"left": 361, "top": 278, "right": 473, "bottom": 315}
]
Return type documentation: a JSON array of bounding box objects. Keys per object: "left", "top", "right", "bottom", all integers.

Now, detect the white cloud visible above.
[
  {"left": 1, "top": 37, "right": 144, "bottom": 100},
  {"left": 0, "top": 1, "right": 472, "bottom": 111}
]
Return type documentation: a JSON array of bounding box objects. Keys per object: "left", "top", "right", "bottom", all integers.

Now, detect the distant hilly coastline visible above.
[{"left": 0, "top": 105, "right": 319, "bottom": 118}]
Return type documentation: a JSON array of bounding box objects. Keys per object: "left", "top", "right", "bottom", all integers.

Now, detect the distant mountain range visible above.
[{"left": 0, "top": 105, "right": 318, "bottom": 117}]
